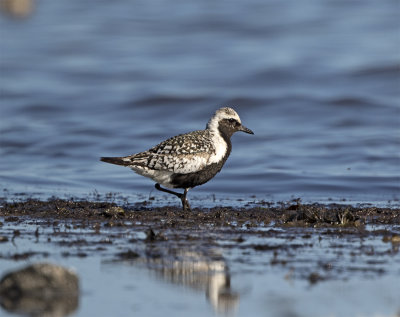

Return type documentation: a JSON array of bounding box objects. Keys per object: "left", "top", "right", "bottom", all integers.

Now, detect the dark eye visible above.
[{"left": 228, "top": 118, "right": 236, "bottom": 123}]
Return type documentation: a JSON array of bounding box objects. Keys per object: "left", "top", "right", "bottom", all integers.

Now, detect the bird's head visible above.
[{"left": 207, "top": 107, "right": 254, "bottom": 138}]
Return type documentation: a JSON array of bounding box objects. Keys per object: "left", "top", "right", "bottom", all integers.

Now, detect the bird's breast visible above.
[{"left": 208, "top": 133, "right": 229, "bottom": 164}]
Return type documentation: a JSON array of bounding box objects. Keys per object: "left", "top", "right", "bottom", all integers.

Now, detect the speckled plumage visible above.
[
  {"left": 101, "top": 107, "right": 254, "bottom": 210},
  {"left": 123, "top": 130, "right": 217, "bottom": 174}
]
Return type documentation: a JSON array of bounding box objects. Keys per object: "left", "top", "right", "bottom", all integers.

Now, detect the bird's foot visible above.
[
  {"left": 181, "top": 198, "right": 191, "bottom": 212},
  {"left": 155, "top": 183, "right": 191, "bottom": 211}
]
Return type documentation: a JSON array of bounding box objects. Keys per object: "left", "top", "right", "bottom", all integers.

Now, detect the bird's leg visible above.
[
  {"left": 181, "top": 188, "right": 191, "bottom": 211},
  {"left": 154, "top": 184, "right": 191, "bottom": 211},
  {"left": 155, "top": 183, "right": 181, "bottom": 197}
]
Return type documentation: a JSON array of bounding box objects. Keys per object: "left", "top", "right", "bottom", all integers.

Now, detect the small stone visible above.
[
  {"left": 116, "top": 250, "right": 139, "bottom": 260},
  {"left": 391, "top": 235, "right": 400, "bottom": 243},
  {"left": 0, "top": 263, "right": 79, "bottom": 316},
  {"left": 308, "top": 272, "right": 324, "bottom": 284}
]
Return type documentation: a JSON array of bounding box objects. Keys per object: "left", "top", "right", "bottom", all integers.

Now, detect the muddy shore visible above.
[
  {"left": 1, "top": 199, "right": 399, "bottom": 316},
  {"left": 1, "top": 198, "right": 399, "bottom": 225},
  {"left": 1, "top": 199, "right": 399, "bottom": 270}
]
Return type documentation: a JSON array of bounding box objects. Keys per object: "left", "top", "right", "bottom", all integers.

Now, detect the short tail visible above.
[{"left": 100, "top": 156, "right": 130, "bottom": 166}]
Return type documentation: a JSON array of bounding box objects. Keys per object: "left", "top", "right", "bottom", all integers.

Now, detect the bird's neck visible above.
[{"left": 216, "top": 126, "right": 232, "bottom": 161}]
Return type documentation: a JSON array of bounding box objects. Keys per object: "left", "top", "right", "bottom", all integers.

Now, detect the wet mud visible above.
[
  {"left": 1, "top": 198, "right": 399, "bottom": 225},
  {"left": 0, "top": 199, "right": 399, "bottom": 316},
  {"left": 1, "top": 199, "right": 399, "bottom": 271}
]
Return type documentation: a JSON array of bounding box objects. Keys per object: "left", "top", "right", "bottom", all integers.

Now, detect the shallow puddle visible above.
[{"left": 0, "top": 200, "right": 399, "bottom": 316}]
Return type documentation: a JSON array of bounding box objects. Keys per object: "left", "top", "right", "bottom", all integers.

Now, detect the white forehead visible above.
[{"left": 206, "top": 107, "right": 241, "bottom": 131}]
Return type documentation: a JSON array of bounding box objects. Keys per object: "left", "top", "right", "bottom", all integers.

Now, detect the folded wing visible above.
[{"left": 117, "top": 130, "right": 215, "bottom": 174}]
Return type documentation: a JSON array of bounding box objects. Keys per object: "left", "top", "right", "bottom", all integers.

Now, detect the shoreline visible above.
[
  {"left": 1, "top": 198, "right": 399, "bottom": 225},
  {"left": 1, "top": 198, "right": 399, "bottom": 316}
]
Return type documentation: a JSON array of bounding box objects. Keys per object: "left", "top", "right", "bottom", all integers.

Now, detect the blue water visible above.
[{"left": 1, "top": 0, "right": 399, "bottom": 206}]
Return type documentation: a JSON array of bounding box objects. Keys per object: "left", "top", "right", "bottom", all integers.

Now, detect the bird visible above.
[{"left": 100, "top": 107, "right": 254, "bottom": 211}]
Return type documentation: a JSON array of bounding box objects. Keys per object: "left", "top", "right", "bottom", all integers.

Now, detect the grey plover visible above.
[{"left": 100, "top": 107, "right": 254, "bottom": 210}]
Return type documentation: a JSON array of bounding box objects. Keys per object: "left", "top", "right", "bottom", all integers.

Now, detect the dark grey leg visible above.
[
  {"left": 155, "top": 183, "right": 191, "bottom": 211},
  {"left": 182, "top": 188, "right": 191, "bottom": 211}
]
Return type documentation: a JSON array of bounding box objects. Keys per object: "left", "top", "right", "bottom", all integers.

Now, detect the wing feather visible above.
[{"left": 123, "top": 130, "right": 216, "bottom": 174}]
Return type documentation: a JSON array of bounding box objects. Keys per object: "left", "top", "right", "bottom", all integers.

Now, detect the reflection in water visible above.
[
  {"left": 1, "top": 294, "right": 79, "bottom": 317},
  {"left": 205, "top": 270, "right": 239, "bottom": 315},
  {"left": 140, "top": 248, "right": 239, "bottom": 314},
  {"left": 0, "top": 0, "right": 34, "bottom": 18}
]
